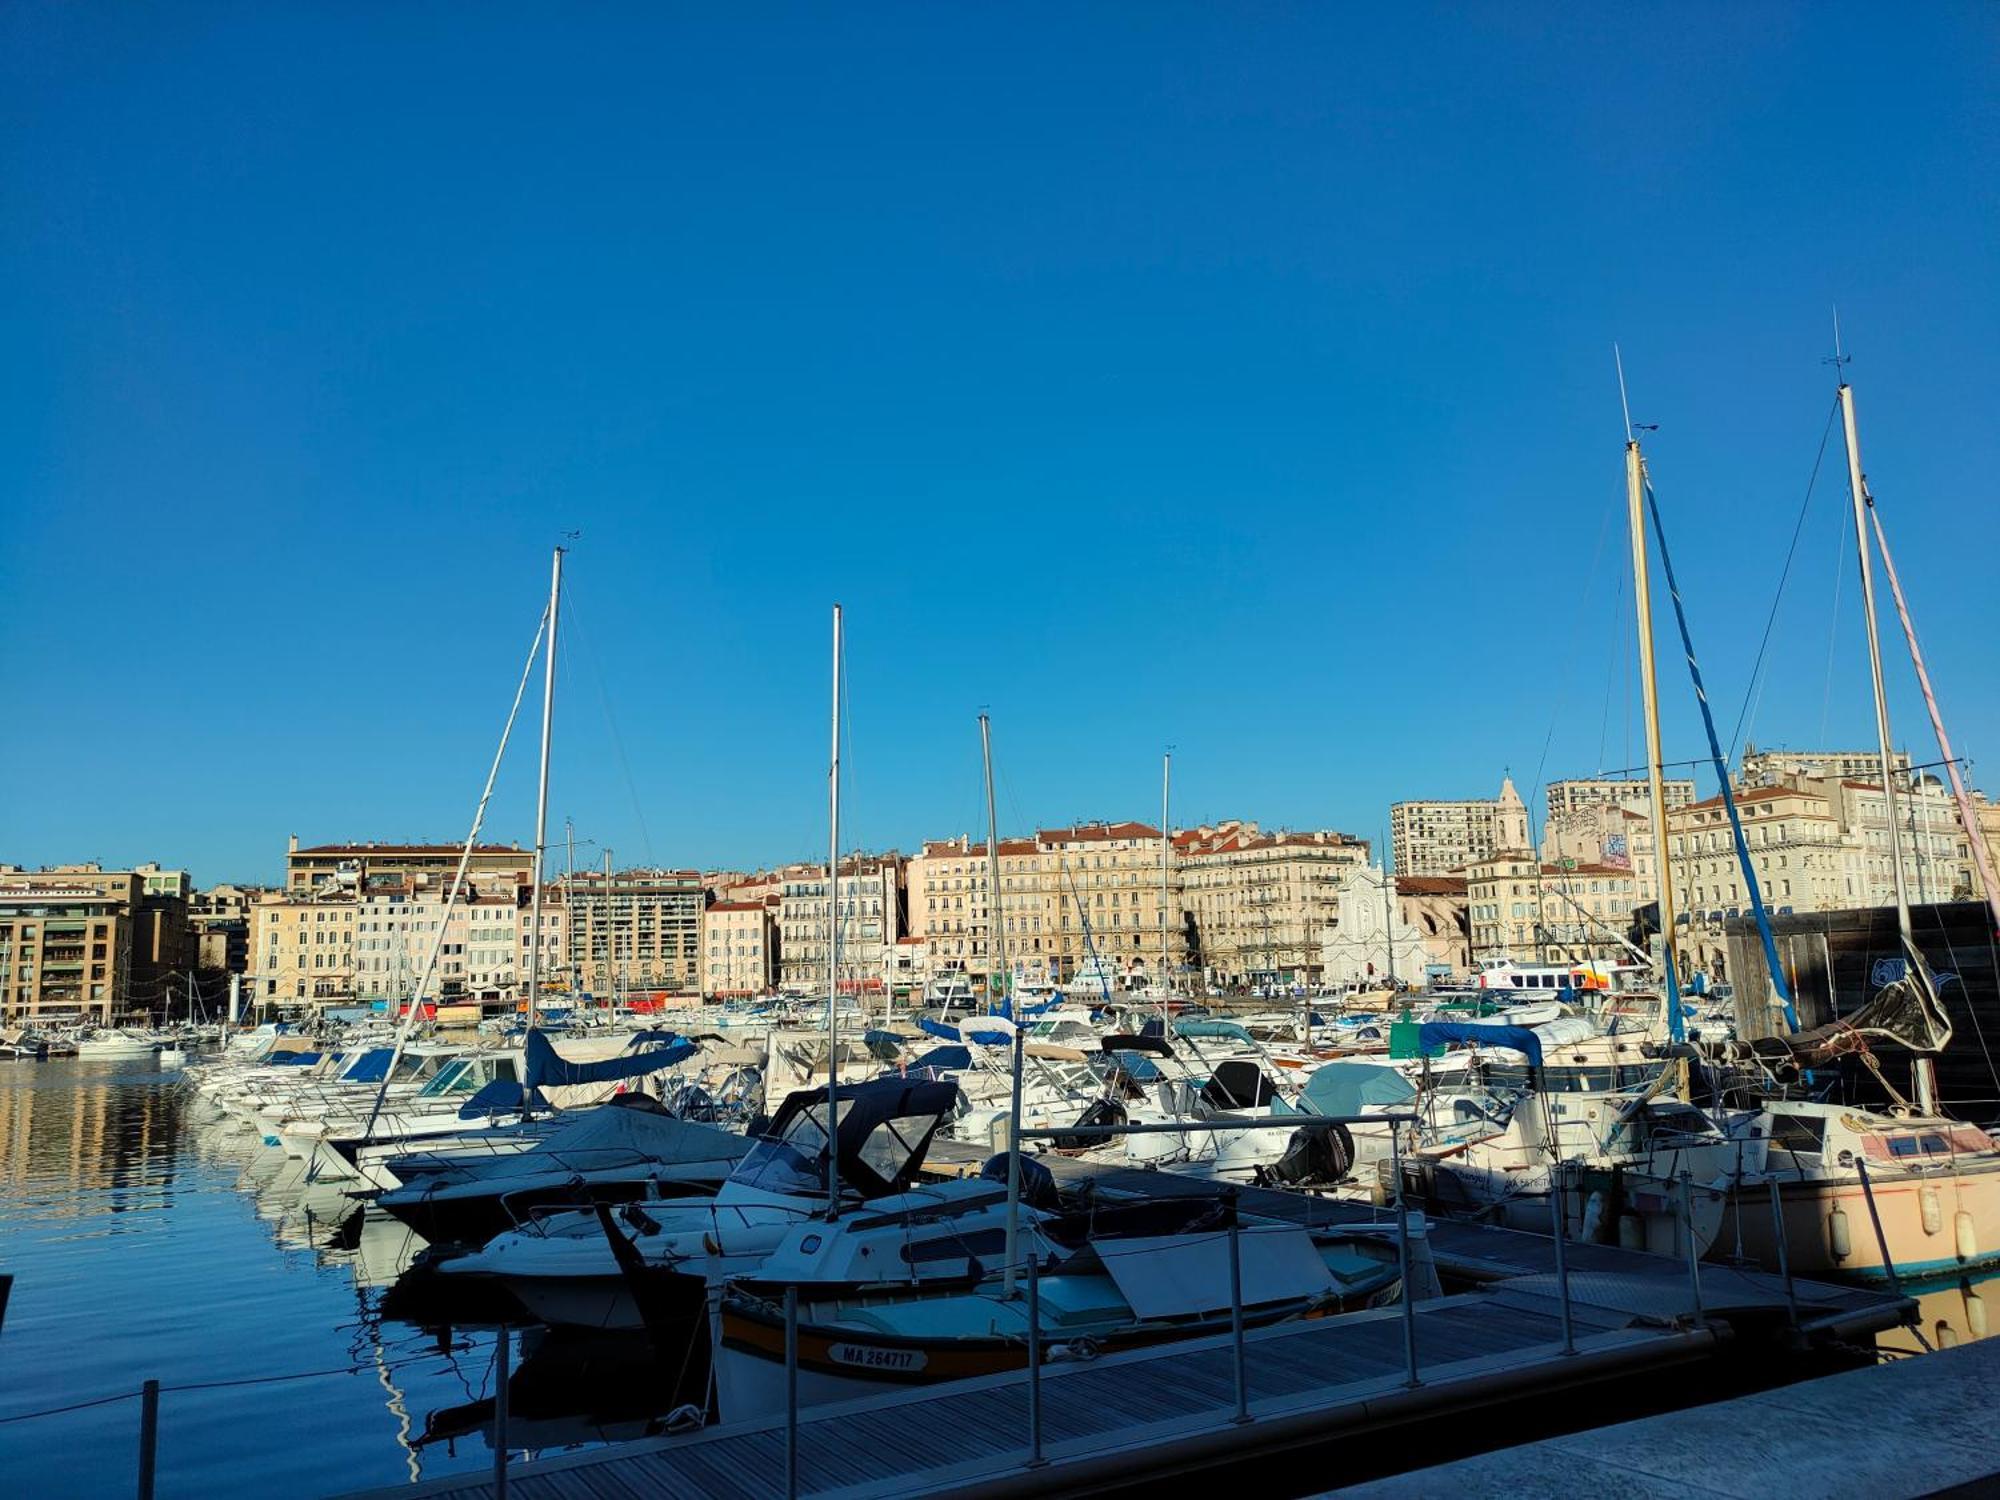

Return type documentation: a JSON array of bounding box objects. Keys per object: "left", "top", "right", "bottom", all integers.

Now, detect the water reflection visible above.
[{"left": 1879, "top": 1268, "right": 2000, "bottom": 1355}]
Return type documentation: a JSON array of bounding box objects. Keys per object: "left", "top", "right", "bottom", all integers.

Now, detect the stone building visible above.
[
  {"left": 701, "top": 899, "right": 778, "bottom": 997},
  {"left": 1177, "top": 824, "right": 1370, "bottom": 988},
  {"left": 0, "top": 866, "right": 188, "bottom": 1025}
]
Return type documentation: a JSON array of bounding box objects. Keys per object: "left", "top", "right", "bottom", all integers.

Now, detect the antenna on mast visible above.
[
  {"left": 1615, "top": 343, "right": 1634, "bottom": 443},
  {"left": 1826, "top": 305, "right": 1852, "bottom": 380}
]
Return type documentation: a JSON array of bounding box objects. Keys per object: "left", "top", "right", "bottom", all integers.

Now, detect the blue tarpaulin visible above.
[
  {"left": 522, "top": 1027, "right": 697, "bottom": 1090},
  {"left": 340, "top": 1047, "right": 396, "bottom": 1084},
  {"left": 909, "top": 1044, "right": 971, "bottom": 1073},
  {"left": 1415, "top": 1021, "right": 1544, "bottom": 1068},
  {"left": 918, "top": 1016, "right": 1012, "bottom": 1046},
  {"left": 458, "top": 1078, "right": 548, "bottom": 1119}
]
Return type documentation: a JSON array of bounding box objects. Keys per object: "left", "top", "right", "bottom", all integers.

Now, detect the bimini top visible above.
[
  {"left": 1415, "top": 1020, "right": 1544, "bottom": 1069},
  {"left": 755, "top": 1076, "right": 960, "bottom": 1200}
]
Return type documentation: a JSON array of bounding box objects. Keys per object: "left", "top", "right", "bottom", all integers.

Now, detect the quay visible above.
[
  {"left": 1330, "top": 1334, "right": 2000, "bottom": 1499},
  {"left": 340, "top": 1160, "right": 1910, "bottom": 1500}
]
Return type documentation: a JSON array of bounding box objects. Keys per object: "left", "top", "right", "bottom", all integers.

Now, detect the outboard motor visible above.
[
  {"left": 1258, "top": 1122, "right": 1356, "bottom": 1188},
  {"left": 1053, "top": 1097, "right": 1126, "bottom": 1152},
  {"left": 980, "top": 1151, "right": 1062, "bottom": 1213}
]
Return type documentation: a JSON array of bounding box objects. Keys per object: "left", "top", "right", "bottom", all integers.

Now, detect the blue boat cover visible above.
[
  {"left": 917, "top": 1017, "right": 1012, "bottom": 1046},
  {"left": 522, "top": 1027, "right": 697, "bottom": 1089},
  {"left": 340, "top": 1047, "right": 396, "bottom": 1084},
  {"left": 917, "top": 1016, "right": 960, "bottom": 1042},
  {"left": 1298, "top": 1061, "right": 1417, "bottom": 1118},
  {"left": 1415, "top": 1021, "right": 1543, "bottom": 1068},
  {"left": 909, "top": 1044, "right": 971, "bottom": 1073},
  {"left": 268, "top": 1051, "right": 323, "bottom": 1067},
  {"left": 1105, "top": 1049, "right": 1164, "bottom": 1082},
  {"left": 458, "top": 1078, "right": 548, "bottom": 1118}
]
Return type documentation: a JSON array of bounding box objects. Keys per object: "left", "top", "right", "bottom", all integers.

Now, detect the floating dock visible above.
[{"left": 341, "top": 1161, "right": 1910, "bottom": 1500}]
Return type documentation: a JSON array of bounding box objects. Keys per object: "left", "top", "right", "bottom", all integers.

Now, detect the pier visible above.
[{"left": 338, "top": 1160, "right": 1909, "bottom": 1500}]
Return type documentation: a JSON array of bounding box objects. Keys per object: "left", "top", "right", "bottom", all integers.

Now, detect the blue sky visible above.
[{"left": 3, "top": 5, "right": 1995, "bottom": 886}]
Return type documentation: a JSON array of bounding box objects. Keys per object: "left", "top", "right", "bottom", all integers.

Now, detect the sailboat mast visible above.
[
  {"left": 1839, "top": 381, "right": 1937, "bottom": 1116},
  {"left": 983, "top": 713, "right": 1025, "bottom": 1297},
  {"left": 1839, "top": 384, "right": 1916, "bottom": 941},
  {"left": 525, "top": 546, "right": 563, "bottom": 1031},
  {"left": 1159, "top": 752, "right": 1171, "bottom": 1021},
  {"left": 825, "top": 603, "right": 843, "bottom": 1216},
  {"left": 1626, "top": 439, "right": 1684, "bottom": 1035}
]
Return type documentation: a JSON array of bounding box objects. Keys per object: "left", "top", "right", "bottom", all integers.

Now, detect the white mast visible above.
[
  {"left": 983, "top": 713, "right": 1026, "bottom": 1297},
  {"left": 1626, "top": 436, "right": 1682, "bottom": 1008},
  {"left": 525, "top": 546, "right": 563, "bottom": 1031},
  {"left": 1838, "top": 378, "right": 1937, "bottom": 1115},
  {"left": 825, "top": 604, "right": 844, "bottom": 1215},
  {"left": 1159, "top": 751, "right": 1172, "bottom": 1021}
]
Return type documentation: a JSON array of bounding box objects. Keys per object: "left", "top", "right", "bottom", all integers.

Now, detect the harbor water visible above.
[{"left": 0, "top": 1056, "right": 673, "bottom": 1498}]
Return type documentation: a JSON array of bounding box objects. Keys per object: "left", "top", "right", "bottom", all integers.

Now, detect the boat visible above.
[
  {"left": 714, "top": 1212, "right": 1404, "bottom": 1417},
  {"left": 75, "top": 1029, "right": 163, "bottom": 1059}
]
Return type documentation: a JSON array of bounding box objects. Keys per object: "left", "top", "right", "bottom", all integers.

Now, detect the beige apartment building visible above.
[
  {"left": 1178, "top": 824, "right": 1369, "bottom": 987},
  {"left": 700, "top": 899, "right": 778, "bottom": 997},
  {"left": 0, "top": 868, "right": 148, "bottom": 1024},
  {"left": 1467, "top": 855, "right": 1641, "bottom": 962},
  {"left": 190, "top": 884, "right": 258, "bottom": 975},
  {"left": 777, "top": 856, "right": 903, "bottom": 994},
  {"left": 351, "top": 886, "right": 528, "bottom": 1003},
  {"left": 1391, "top": 778, "right": 1531, "bottom": 878},
  {"left": 251, "top": 891, "right": 358, "bottom": 1004},
  {"left": 566, "top": 869, "right": 704, "bottom": 999},
  {"left": 285, "top": 837, "right": 535, "bottom": 896},
  {"left": 1546, "top": 778, "right": 1694, "bottom": 821},
  {"left": 1737, "top": 745, "right": 1911, "bottom": 788}
]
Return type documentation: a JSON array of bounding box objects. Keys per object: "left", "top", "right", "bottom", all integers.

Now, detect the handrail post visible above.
[
  {"left": 1392, "top": 1126, "right": 1419, "bottom": 1387},
  {"left": 137, "top": 1379, "right": 159, "bottom": 1500},
  {"left": 1228, "top": 1207, "right": 1250, "bottom": 1423},
  {"left": 1766, "top": 1176, "right": 1798, "bottom": 1327},
  {"left": 1026, "top": 1252, "right": 1047, "bottom": 1465},
  {"left": 492, "top": 1327, "right": 510, "bottom": 1500},
  {"left": 1854, "top": 1159, "right": 1904, "bottom": 1297},
  {"left": 785, "top": 1285, "right": 800, "bottom": 1500},
  {"left": 1549, "top": 1163, "right": 1576, "bottom": 1355},
  {"left": 1679, "top": 1173, "right": 1704, "bottom": 1322}
]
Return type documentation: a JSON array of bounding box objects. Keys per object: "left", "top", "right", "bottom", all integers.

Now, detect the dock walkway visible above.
[
  {"left": 340, "top": 1158, "right": 1908, "bottom": 1500},
  {"left": 1328, "top": 1334, "right": 2000, "bottom": 1499}
]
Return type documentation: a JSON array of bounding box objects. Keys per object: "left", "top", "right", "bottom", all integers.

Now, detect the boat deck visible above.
[{"left": 340, "top": 1159, "right": 1908, "bottom": 1500}]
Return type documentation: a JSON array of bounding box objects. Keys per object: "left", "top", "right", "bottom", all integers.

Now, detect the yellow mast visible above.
[{"left": 1626, "top": 437, "right": 1683, "bottom": 1023}]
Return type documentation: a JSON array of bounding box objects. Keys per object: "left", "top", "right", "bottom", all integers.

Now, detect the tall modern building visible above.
[
  {"left": 565, "top": 869, "right": 705, "bottom": 998},
  {"left": 284, "top": 837, "right": 534, "bottom": 896},
  {"left": 1390, "top": 777, "right": 1531, "bottom": 877}
]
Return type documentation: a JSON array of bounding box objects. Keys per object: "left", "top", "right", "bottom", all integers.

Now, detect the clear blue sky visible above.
[{"left": 3, "top": 5, "right": 1994, "bottom": 887}]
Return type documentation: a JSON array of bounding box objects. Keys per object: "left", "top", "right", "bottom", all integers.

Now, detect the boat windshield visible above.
[
  {"left": 731, "top": 1136, "right": 824, "bottom": 1195},
  {"left": 416, "top": 1059, "right": 474, "bottom": 1098}
]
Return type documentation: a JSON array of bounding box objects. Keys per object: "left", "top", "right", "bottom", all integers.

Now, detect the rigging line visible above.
[
  {"left": 1729, "top": 394, "right": 1842, "bottom": 760},
  {"left": 562, "top": 592, "right": 656, "bottom": 869},
  {"left": 1643, "top": 478, "right": 1798, "bottom": 1030}
]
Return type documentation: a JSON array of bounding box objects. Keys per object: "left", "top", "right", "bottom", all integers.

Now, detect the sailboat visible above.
[{"left": 1705, "top": 371, "right": 2000, "bottom": 1281}]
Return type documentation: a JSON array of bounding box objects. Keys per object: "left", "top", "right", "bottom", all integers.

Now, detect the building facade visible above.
[
  {"left": 1177, "top": 824, "right": 1369, "bottom": 987},
  {"left": 1467, "top": 855, "right": 1641, "bottom": 962},
  {"left": 0, "top": 868, "right": 146, "bottom": 1024},
  {"left": 565, "top": 869, "right": 704, "bottom": 998},
  {"left": 251, "top": 890, "right": 358, "bottom": 1004},
  {"left": 1321, "top": 867, "right": 1471, "bottom": 986},
  {"left": 777, "top": 857, "right": 903, "bottom": 993},
  {"left": 285, "top": 837, "right": 534, "bottom": 896},
  {"left": 1391, "top": 777, "right": 1531, "bottom": 878},
  {"left": 700, "top": 900, "right": 778, "bottom": 997}
]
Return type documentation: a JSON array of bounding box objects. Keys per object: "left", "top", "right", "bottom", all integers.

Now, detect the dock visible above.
[
  {"left": 1328, "top": 1333, "right": 2000, "bottom": 1498},
  {"left": 341, "top": 1159, "right": 1910, "bottom": 1500}
]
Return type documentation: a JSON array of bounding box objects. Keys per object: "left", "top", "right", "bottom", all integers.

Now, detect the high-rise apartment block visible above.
[{"left": 1391, "top": 778, "right": 1531, "bottom": 877}]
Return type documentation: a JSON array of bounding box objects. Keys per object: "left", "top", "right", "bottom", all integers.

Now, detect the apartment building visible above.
[
  {"left": 251, "top": 890, "right": 358, "bottom": 1004},
  {"left": 566, "top": 869, "right": 704, "bottom": 998},
  {"left": 285, "top": 836, "right": 534, "bottom": 896},
  {"left": 700, "top": 899, "right": 778, "bottom": 997},
  {"left": 1738, "top": 745, "right": 1911, "bottom": 788},
  {"left": 1178, "top": 823, "right": 1369, "bottom": 987},
  {"left": 777, "top": 857, "right": 903, "bottom": 993},
  {"left": 190, "top": 883, "right": 258, "bottom": 975},
  {"left": 1390, "top": 777, "right": 1532, "bottom": 878},
  {"left": 0, "top": 868, "right": 150, "bottom": 1024},
  {"left": 351, "top": 886, "right": 527, "bottom": 1002},
  {"left": 1467, "top": 855, "right": 1641, "bottom": 962}
]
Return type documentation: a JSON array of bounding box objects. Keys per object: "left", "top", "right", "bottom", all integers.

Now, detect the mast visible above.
[
  {"left": 525, "top": 546, "right": 563, "bottom": 1031},
  {"left": 825, "top": 604, "right": 843, "bottom": 1216},
  {"left": 1839, "top": 380, "right": 1936, "bottom": 1114},
  {"left": 1626, "top": 437, "right": 1685, "bottom": 1040},
  {"left": 1381, "top": 855, "right": 1397, "bottom": 990},
  {"left": 983, "top": 713, "right": 1025, "bottom": 1297},
  {"left": 1159, "top": 752, "right": 1172, "bottom": 1021}
]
